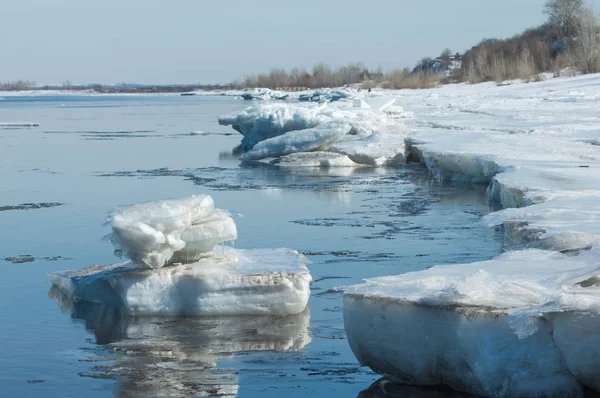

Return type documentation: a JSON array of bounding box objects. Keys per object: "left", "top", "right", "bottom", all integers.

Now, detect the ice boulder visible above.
[
  {"left": 108, "top": 195, "right": 237, "bottom": 269},
  {"left": 240, "top": 122, "right": 350, "bottom": 161},
  {"left": 344, "top": 249, "right": 600, "bottom": 397},
  {"left": 218, "top": 101, "right": 395, "bottom": 154},
  {"left": 49, "top": 247, "right": 311, "bottom": 316},
  {"left": 218, "top": 104, "right": 329, "bottom": 151}
]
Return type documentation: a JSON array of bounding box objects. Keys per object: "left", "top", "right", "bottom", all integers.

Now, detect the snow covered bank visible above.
[
  {"left": 343, "top": 74, "right": 600, "bottom": 396},
  {"left": 50, "top": 195, "right": 312, "bottom": 316},
  {"left": 400, "top": 74, "right": 600, "bottom": 250},
  {"left": 218, "top": 96, "right": 412, "bottom": 165}
]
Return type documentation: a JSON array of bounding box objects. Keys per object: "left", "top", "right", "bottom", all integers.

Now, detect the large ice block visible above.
[
  {"left": 344, "top": 249, "right": 600, "bottom": 397},
  {"left": 49, "top": 248, "right": 312, "bottom": 316},
  {"left": 240, "top": 122, "right": 350, "bottom": 161},
  {"left": 218, "top": 100, "right": 406, "bottom": 154}
]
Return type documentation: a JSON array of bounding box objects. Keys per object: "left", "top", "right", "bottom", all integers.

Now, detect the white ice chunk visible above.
[
  {"left": 364, "top": 96, "right": 396, "bottom": 112},
  {"left": 218, "top": 104, "right": 329, "bottom": 151},
  {"left": 344, "top": 248, "right": 600, "bottom": 396},
  {"left": 219, "top": 101, "right": 395, "bottom": 152},
  {"left": 171, "top": 209, "right": 238, "bottom": 263},
  {"left": 108, "top": 195, "right": 237, "bottom": 269},
  {"left": 49, "top": 248, "right": 312, "bottom": 316},
  {"left": 330, "top": 126, "right": 408, "bottom": 166},
  {"left": 271, "top": 152, "right": 358, "bottom": 167},
  {"left": 353, "top": 99, "right": 371, "bottom": 109},
  {"left": 241, "top": 87, "right": 289, "bottom": 101},
  {"left": 241, "top": 122, "right": 350, "bottom": 161}
]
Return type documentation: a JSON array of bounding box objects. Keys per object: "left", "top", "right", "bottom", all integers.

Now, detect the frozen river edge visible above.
[{"left": 341, "top": 74, "right": 600, "bottom": 397}]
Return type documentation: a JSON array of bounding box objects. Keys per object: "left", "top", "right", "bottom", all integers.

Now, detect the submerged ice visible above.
[{"left": 50, "top": 195, "right": 312, "bottom": 316}]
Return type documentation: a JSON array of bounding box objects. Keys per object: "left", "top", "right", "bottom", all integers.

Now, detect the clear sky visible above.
[{"left": 1, "top": 0, "right": 599, "bottom": 85}]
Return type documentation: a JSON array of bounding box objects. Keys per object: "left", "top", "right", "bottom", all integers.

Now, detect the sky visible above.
[{"left": 1, "top": 0, "right": 599, "bottom": 85}]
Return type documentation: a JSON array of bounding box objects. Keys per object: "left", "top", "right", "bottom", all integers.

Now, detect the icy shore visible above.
[{"left": 339, "top": 74, "right": 600, "bottom": 396}]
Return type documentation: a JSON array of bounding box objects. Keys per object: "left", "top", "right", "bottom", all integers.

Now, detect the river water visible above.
[{"left": 0, "top": 95, "right": 502, "bottom": 397}]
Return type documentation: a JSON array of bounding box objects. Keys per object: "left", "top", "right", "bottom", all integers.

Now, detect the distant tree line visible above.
[
  {"left": 0, "top": 80, "right": 36, "bottom": 91},
  {"left": 232, "top": 63, "right": 382, "bottom": 89}
]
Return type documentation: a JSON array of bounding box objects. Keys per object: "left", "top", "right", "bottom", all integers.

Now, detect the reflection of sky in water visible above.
[{"left": 0, "top": 95, "right": 503, "bottom": 397}]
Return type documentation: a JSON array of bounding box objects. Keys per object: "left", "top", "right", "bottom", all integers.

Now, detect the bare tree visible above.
[
  {"left": 569, "top": 9, "right": 600, "bottom": 73},
  {"left": 544, "top": 0, "right": 583, "bottom": 36},
  {"left": 440, "top": 48, "right": 453, "bottom": 69}
]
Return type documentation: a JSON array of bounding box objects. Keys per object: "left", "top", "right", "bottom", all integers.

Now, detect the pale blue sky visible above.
[{"left": 1, "top": 0, "right": 598, "bottom": 85}]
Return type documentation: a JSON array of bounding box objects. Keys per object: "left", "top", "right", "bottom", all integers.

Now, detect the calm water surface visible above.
[{"left": 0, "top": 95, "right": 502, "bottom": 397}]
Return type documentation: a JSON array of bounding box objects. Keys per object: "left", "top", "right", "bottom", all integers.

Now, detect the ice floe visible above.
[
  {"left": 49, "top": 195, "right": 312, "bottom": 316},
  {"left": 344, "top": 248, "right": 600, "bottom": 397},
  {"left": 219, "top": 95, "right": 412, "bottom": 166},
  {"left": 241, "top": 122, "right": 350, "bottom": 161}
]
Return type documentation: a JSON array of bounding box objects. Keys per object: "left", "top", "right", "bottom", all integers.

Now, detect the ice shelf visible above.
[
  {"left": 342, "top": 74, "right": 600, "bottom": 396},
  {"left": 344, "top": 249, "right": 600, "bottom": 397}
]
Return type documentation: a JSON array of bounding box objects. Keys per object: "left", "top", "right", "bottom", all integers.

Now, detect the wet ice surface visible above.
[{"left": 0, "top": 95, "right": 502, "bottom": 397}]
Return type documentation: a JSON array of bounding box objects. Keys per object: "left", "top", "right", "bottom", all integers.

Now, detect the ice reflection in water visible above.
[
  {"left": 49, "top": 287, "right": 311, "bottom": 398},
  {"left": 359, "top": 378, "right": 471, "bottom": 398}
]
